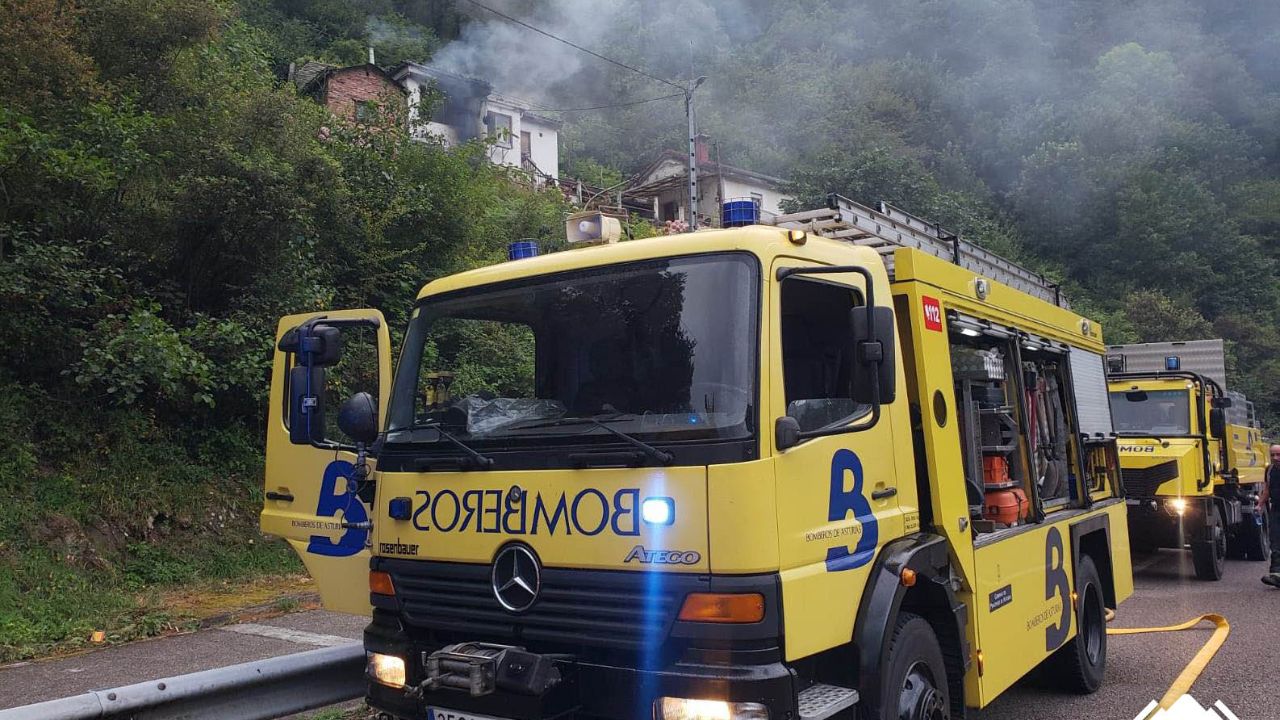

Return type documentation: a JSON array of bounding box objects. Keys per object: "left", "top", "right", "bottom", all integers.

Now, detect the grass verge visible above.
[{"left": 0, "top": 383, "right": 305, "bottom": 663}]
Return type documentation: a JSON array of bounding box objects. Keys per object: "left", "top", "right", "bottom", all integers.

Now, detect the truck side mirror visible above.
[
  {"left": 284, "top": 321, "right": 343, "bottom": 446},
  {"left": 338, "top": 391, "right": 379, "bottom": 445},
  {"left": 1209, "top": 408, "right": 1227, "bottom": 439},
  {"left": 1211, "top": 396, "right": 1233, "bottom": 409},
  {"left": 849, "top": 305, "right": 897, "bottom": 405},
  {"left": 775, "top": 416, "right": 802, "bottom": 451}
]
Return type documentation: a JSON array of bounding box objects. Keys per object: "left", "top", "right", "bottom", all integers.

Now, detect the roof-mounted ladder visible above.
[{"left": 768, "top": 194, "right": 1067, "bottom": 308}]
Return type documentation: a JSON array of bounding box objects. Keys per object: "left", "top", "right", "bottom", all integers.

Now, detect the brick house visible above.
[
  {"left": 391, "top": 62, "right": 561, "bottom": 180},
  {"left": 292, "top": 61, "right": 408, "bottom": 126}
]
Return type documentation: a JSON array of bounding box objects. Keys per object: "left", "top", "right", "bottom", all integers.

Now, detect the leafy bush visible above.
[{"left": 75, "top": 306, "right": 214, "bottom": 407}]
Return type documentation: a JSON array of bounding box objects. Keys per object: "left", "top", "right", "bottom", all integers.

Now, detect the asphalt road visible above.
[
  {"left": 974, "top": 548, "right": 1277, "bottom": 720},
  {"left": 1, "top": 549, "right": 1275, "bottom": 718}
]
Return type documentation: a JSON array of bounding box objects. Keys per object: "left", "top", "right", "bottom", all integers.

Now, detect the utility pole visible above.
[{"left": 685, "top": 75, "right": 706, "bottom": 230}]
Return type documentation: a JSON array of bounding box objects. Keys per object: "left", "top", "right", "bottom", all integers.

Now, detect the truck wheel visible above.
[
  {"left": 1241, "top": 511, "right": 1270, "bottom": 562},
  {"left": 1045, "top": 554, "right": 1106, "bottom": 694},
  {"left": 1191, "top": 522, "right": 1226, "bottom": 581},
  {"left": 866, "top": 613, "right": 950, "bottom": 720}
]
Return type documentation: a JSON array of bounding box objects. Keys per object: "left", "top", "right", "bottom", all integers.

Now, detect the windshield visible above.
[
  {"left": 1108, "top": 389, "right": 1191, "bottom": 435},
  {"left": 385, "top": 253, "right": 759, "bottom": 447}
]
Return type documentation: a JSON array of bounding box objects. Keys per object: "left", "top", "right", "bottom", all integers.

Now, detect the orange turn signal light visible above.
[
  {"left": 677, "top": 593, "right": 765, "bottom": 623},
  {"left": 900, "top": 568, "right": 917, "bottom": 587},
  {"left": 370, "top": 570, "right": 396, "bottom": 596}
]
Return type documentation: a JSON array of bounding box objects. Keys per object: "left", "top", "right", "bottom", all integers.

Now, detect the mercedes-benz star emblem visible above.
[{"left": 491, "top": 545, "right": 541, "bottom": 612}]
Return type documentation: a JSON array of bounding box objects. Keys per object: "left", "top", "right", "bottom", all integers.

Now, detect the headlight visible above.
[
  {"left": 367, "top": 652, "right": 406, "bottom": 689},
  {"left": 642, "top": 497, "right": 675, "bottom": 525},
  {"left": 656, "top": 697, "right": 768, "bottom": 720},
  {"left": 1168, "top": 498, "right": 1187, "bottom": 516}
]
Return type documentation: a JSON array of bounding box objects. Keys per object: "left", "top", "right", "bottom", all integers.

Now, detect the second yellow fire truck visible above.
[{"left": 1106, "top": 340, "right": 1269, "bottom": 580}]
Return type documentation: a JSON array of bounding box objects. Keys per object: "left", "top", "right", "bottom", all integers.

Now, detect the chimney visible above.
[
  {"left": 368, "top": 47, "right": 376, "bottom": 66},
  {"left": 694, "top": 133, "right": 711, "bottom": 165}
]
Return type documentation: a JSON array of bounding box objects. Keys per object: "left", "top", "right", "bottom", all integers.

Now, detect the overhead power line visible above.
[
  {"left": 458, "top": 0, "right": 685, "bottom": 91},
  {"left": 538, "top": 93, "right": 685, "bottom": 112}
]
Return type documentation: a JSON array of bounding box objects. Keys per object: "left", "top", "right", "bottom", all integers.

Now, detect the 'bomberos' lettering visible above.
[{"left": 410, "top": 487, "right": 641, "bottom": 536}]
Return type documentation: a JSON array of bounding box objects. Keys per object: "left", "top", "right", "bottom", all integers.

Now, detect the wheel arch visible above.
[
  {"left": 853, "top": 533, "right": 969, "bottom": 718},
  {"left": 1069, "top": 515, "right": 1115, "bottom": 608}
]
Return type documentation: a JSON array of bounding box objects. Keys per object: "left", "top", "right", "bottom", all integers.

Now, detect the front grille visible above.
[
  {"left": 1122, "top": 460, "right": 1180, "bottom": 497},
  {"left": 380, "top": 558, "right": 693, "bottom": 654}
]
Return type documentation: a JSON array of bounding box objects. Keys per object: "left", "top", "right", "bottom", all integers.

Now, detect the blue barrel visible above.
[
  {"left": 722, "top": 199, "right": 759, "bottom": 227},
  {"left": 508, "top": 241, "right": 539, "bottom": 260}
]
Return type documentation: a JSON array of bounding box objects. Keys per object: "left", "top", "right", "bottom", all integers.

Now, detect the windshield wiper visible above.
[
  {"left": 414, "top": 423, "right": 494, "bottom": 470},
  {"left": 516, "top": 415, "right": 673, "bottom": 466}
]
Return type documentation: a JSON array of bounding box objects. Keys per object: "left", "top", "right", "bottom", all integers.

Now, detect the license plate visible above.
[{"left": 427, "top": 707, "right": 510, "bottom": 720}]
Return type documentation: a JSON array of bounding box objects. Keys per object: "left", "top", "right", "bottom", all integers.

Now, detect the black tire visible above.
[
  {"left": 864, "top": 613, "right": 950, "bottom": 720},
  {"left": 1191, "top": 519, "right": 1226, "bottom": 581},
  {"left": 1241, "top": 511, "right": 1271, "bottom": 562},
  {"left": 1045, "top": 554, "right": 1107, "bottom": 694}
]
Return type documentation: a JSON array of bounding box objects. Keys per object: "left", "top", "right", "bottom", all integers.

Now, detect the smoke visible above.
[
  {"left": 429, "top": 1, "right": 592, "bottom": 103},
  {"left": 424, "top": 0, "right": 1280, "bottom": 187},
  {"left": 365, "top": 16, "right": 403, "bottom": 45},
  {"left": 428, "top": 0, "right": 761, "bottom": 104}
]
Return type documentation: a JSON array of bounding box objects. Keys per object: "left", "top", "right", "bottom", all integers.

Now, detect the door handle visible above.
[
  {"left": 266, "top": 490, "right": 295, "bottom": 502},
  {"left": 871, "top": 487, "right": 898, "bottom": 500}
]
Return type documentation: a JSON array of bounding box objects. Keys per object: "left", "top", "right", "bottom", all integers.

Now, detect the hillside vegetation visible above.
[
  {"left": 0, "top": 0, "right": 566, "bottom": 660},
  {"left": 2, "top": 0, "right": 1277, "bottom": 658}
]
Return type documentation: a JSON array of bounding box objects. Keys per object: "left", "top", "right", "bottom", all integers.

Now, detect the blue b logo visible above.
[
  {"left": 825, "top": 449, "right": 879, "bottom": 571},
  {"left": 307, "top": 460, "right": 369, "bottom": 557}
]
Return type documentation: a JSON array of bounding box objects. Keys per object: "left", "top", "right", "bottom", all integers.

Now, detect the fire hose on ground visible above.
[{"left": 1105, "top": 610, "right": 1232, "bottom": 717}]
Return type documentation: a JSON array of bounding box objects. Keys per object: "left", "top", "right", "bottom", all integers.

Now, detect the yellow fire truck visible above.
[
  {"left": 262, "top": 194, "right": 1132, "bottom": 720},
  {"left": 1106, "top": 340, "right": 1269, "bottom": 580}
]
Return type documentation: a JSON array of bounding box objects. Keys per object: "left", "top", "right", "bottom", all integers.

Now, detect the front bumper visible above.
[
  {"left": 366, "top": 560, "right": 790, "bottom": 719},
  {"left": 1126, "top": 495, "right": 1214, "bottom": 546},
  {"left": 366, "top": 652, "right": 795, "bottom": 720}
]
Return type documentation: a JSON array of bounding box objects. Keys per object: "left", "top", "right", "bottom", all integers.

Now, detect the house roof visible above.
[
  {"left": 628, "top": 150, "right": 788, "bottom": 197},
  {"left": 521, "top": 111, "right": 563, "bottom": 129},
  {"left": 292, "top": 61, "right": 334, "bottom": 91},
  {"left": 293, "top": 62, "right": 407, "bottom": 95},
  {"left": 390, "top": 62, "right": 492, "bottom": 96}
]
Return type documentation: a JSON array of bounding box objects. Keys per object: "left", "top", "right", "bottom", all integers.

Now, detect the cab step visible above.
[{"left": 798, "top": 683, "right": 859, "bottom": 720}]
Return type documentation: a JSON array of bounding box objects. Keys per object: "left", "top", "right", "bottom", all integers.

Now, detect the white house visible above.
[
  {"left": 627, "top": 137, "right": 790, "bottom": 226},
  {"left": 391, "top": 62, "right": 561, "bottom": 180}
]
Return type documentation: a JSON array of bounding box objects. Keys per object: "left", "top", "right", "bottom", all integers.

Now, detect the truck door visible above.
[
  {"left": 768, "top": 260, "right": 912, "bottom": 661},
  {"left": 261, "top": 309, "right": 391, "bottom": 615}
]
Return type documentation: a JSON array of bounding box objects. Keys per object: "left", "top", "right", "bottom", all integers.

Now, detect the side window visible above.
[
  {"left": 780, "top": 278, "right": 864, "bottom": 432},
  {"left": 486, "top": 112, "right": 513, "bottom": 148},
  {"left": 280, "top": 322, "right": 382, "bottom": 444},
  {"left": 324, "top": 324, "right": 381, "bottom": 443}
]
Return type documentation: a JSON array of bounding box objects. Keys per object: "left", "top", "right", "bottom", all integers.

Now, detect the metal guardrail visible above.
[{"left": 0, "top": 643, "right": 365, "bottom": 720}]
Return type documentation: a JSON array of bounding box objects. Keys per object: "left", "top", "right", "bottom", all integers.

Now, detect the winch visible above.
[{"left": 420, "top": 643, "right": 564, "bottom": 697}]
